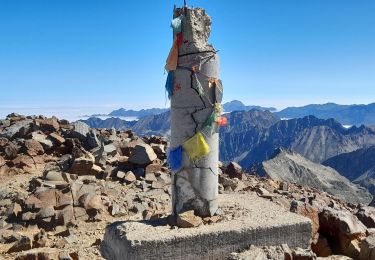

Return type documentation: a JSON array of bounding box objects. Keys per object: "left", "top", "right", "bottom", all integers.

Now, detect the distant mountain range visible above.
[
  {"left": 222, "top": 100, "right": 276, "bottom": 112},
  {"left": 90, "top": 101, "right": 375, "bottom": 126},
  {"left": 275, "top": 102, "right": 375, "bottom": 125},
  {"left": 81, "top": 111, "right": 171, "bottom": 136},
  {"left": 237, "top": 115, "right": 375, "bottom": 169},
  {"left": 88, "top": 100, "right": 275, "bottom": 119},
  {"left": 108, "top": 108, "right": 169, "bottom": 118},
  {"left": 81, "top": 108, "right": 375, "bottom": 194}
]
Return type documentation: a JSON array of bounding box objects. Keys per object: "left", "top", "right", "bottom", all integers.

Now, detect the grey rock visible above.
[
  {"left": 128, "top": 143, "right": 157, "bottom": 165},
  {"left": 57, "top": 154, "right": 73, "bottom": 172},
  {"left": 1, "top": 119, "right": 34, "bottom": 140},
  {"left": 44, "top": 171, "right": 66, "bottom": 182},
  {"left": 71, "top": 121, "right": 90, "bottom": 141},
  {"left": 86, "top": 129, "right": 100, "bottom": 150},
  {"left": 104, "top": 144, "right": 118, "bottom": 157},
  {"left": 31, "top": 131, "right": 53, "bottom": 150}
]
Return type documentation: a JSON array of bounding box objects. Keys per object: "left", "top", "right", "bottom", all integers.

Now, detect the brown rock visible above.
[
  {"left": 225, "top": 162, "right": 243, "bottom": 179},
  {"left": 55, "top": 205, "right": 75, "bottom": 226},
  {"left": 24, "top": 139, "right": 44, "bottom": 156},
  {"left": 24, "top": 195, "right": 44, "bottom": 210},
  {"left": 311, "top": 234, "right": 332, "bottom": 257},
  {"left": 48, "top": 132, "right": 65, "bottom": 145},
  {"left": 145, "top": 163, "right": 162, "bottom": 174},
  {"left": 0, "top": 155, "right": 5, "bottom": 167},
  {"left": 124, "top": 171, "right": 137, "bottom": 183},
  {"left": 7, "top": 235, "right": 32, "bottom": 253},
  {"left": 56, "top": 190, "right": 73, "bottom": 208},
  {"left": 176, "top": 210, "right": 203, "bottom": 228},
  {"left": 70, "top": 155, "right": 94, "bottom": 175},
  {"left": 5, "top": 142, "right": 19, "bottom": 159},
  {"left": 73, "top": 206, "right": 89, "bottom": 221},
  {"left": 319, "top": 208, "right": 366, "bottom": 258},
  {"left": 145, "top": 171, "right": 158, "bottom": 183},
  {"left": 90, "top": 164, "right": 104, "bottom": 176},
  {"left": 359, "top": 233, "right": 375, "bottom": 260},
  {"left": 39, "top": 117, "right": 60, "bottom": 132},
  {"left": 12, "top": 154, "right": 36, "bottom": 171},
  {"left": 34, "top": 189, "right": 57, "bottom": 208},
  {"left": 291, "top": 201, "right": 319, "bottom": 237}
]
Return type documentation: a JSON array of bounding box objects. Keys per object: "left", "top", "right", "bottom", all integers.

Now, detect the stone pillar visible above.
[{"left": 169, "top": 7, "right": 222, "bottom": 217}]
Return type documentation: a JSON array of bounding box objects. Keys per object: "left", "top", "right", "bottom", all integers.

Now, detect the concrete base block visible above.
[{"left": 101, "top": 193, "right": 312, "bottom": 260}]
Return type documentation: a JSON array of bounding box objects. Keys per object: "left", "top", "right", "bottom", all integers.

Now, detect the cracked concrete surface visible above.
[
  {"left": 101, "top": 194, "right": 312, "bottom": 260},
  {"left": 170, "top": 7, "right": 221, "bottom": 217}
]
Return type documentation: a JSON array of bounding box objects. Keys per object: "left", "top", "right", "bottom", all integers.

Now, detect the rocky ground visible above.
[{"left": 1, "top": 114, "right": 375, "bottom": 259}]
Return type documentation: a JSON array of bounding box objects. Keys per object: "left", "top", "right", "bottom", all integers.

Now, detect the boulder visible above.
[
  {"left": 56, "top": 190, "right": 74, "bottom": 208},
  {"left": 71, "top": 182, "right": 96, "bottom": 206},
  {"left": 104, "top": 144, "right": 118, "bottom": 157},
  {"left": 44, "top": 171, "right": 65, "bottom": 182},
  {"left": 7, "top": 235, "right": 32, "bottom": 253},
  {"left": 290, "top": 201, "right": 319, "bottom": 237},
  {"left": 86, "top": 129, "right": 100, "bottom": 150},
  {"left": 145, "top": 163, "right": 162, "bottom": 174},
  {"left": 71, "top": 121, "right": 90, "bottom": 141},
  {"left": 48, "top": 132, "right": 66, "bottom": 145},
  {"left": 55, "top": 205, "right": 75, "bottom": 226},
  {"left": 176, "top": 210, "right": 203, "bottom": 228},
  {"left": 359, "top": 233, "right": 375, "bottom": 260},
  {"left": 1, "top": 119, "right": 34, "bottom": 140},
  {"left": 12, "top": 154, "right": 36, "bottom": 171},
  {"left": 57, "top": 154, "right": 73, "bottom": 172},
  {"left": 311, "top": 234, "right": 332, "bottom": 257},
  {"left": 31, "top": 132, "right": 54, "bottom": 150},
  {"left": 36, "top": 206, "right": 55, "bottom": 219},
  {"left": 38, "top": 117, "right": 60, "bottom": 132},
  {"left": 124, "top": 171, "right": 137, "bottom": 183},
  {"left": 319, "top": 208, "right": 366, "bottom": 258},
  {"left": 356, "top": 206, "right": 375, "bottom": 228},
  {"left": 225, "top": 162, "right": 243, "bottom": 179},
  {"left": 128, "top": 143, "right": 157, "bottom": 165},
  {"left": 70, "top": 155, "right": 94, "bottom": 175},
  {"left": 24, "top": 139, "right": 44, "bottom": 156},
  {"left": 5, "top": 142, "right": 19, "bottom": 159},
  {"left": 34, "top": 189, "right": 58, "bottom": 208}
]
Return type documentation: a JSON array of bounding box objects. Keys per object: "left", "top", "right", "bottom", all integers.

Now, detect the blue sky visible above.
[{"left": 0, "top": 0, "right": 374, "bottom": 115}]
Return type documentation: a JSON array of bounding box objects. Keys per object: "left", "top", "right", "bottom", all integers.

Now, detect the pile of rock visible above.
[
  {"left": 1, "top": 114, "right": 375, "bottom": 259},
  {"left": 218, "top": 162, "right": 375, "bottom": 259},
  {"left": 0, "top": 114, "right": 172, "bottom": 258}
]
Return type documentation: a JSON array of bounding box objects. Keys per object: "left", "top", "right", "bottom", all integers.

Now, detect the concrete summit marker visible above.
[{"left": 166, "top": 6, "right": 222, "bottom": 217}]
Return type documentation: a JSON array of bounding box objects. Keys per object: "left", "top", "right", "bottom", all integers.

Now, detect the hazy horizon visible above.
[{"left": 1, "top": 100, "right": 375, "bottom": 122}]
